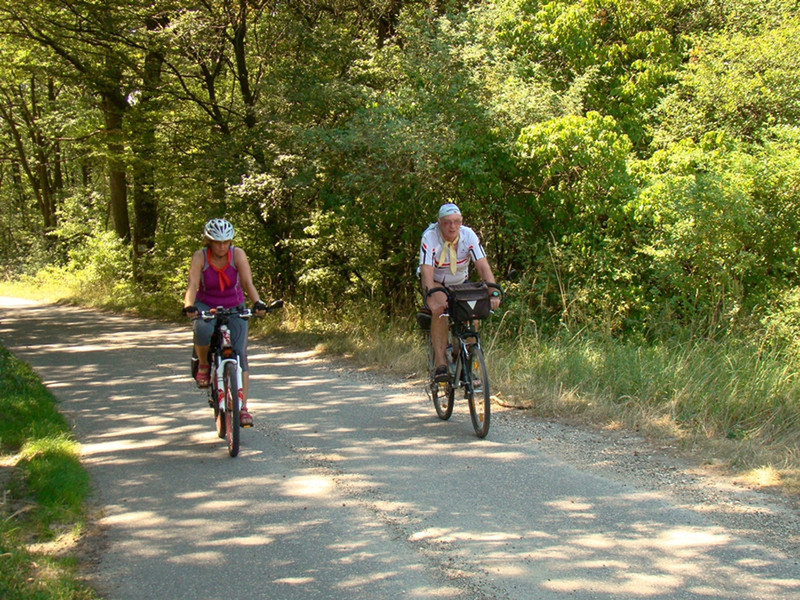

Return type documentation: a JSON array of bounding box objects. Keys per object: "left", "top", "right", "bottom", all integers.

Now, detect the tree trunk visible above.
[
  {"left": 103, "top": 94, "right": 130, "bottom": 243},
  {"left": 377, "top": 0, "right": 403, "bottom": 48},
  {"left": 131, "top": 22, "right": 165, "bottom": 281}
]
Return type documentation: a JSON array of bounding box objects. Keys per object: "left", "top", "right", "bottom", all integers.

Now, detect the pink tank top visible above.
[{"left": 196, "top": 247, "right": 245, "bottom": 308}]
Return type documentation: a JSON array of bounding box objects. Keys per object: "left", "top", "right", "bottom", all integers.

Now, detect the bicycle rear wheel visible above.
[
  {"left": 466, "top": 344, "right": 490, "bottom": 438},
  {"left": 223, "top": 362, "right": 240, "bottom": 457},
  {"left": 427, "top": 333, "right": 453, "bottom": 420}
]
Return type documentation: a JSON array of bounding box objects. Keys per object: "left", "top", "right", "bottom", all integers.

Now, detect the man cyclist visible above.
[
  {"left": 182, "top": 218, "right": 268, "bottom": 427},
  {"left": 419, "top": 203, "right": 501, "bottom": 382}
]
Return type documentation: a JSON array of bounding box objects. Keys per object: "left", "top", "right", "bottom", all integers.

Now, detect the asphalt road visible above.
[{"left": 1, "top": 298, "right": 799, "bottom": 600}]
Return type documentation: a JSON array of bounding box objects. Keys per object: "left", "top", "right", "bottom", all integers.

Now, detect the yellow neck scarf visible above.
[{"left": 439, "top": 236, "right": 459, "bottom": 275}]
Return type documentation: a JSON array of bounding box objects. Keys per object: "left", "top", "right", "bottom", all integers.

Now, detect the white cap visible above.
[{"left": 438, "top": 203, "right": 461, "bottom": 219}]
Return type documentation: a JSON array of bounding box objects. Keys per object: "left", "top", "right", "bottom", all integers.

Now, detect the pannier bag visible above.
[{"left": 448, "top": 281, "right": 491, "bottom": 322}]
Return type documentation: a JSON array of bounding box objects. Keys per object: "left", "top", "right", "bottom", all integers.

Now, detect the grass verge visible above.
[
  {"left": 0, "top": 346, "right": 97, "bottom": 600},
  {"left": 487, "top": 331, "right": 800, "bottom": 493}
]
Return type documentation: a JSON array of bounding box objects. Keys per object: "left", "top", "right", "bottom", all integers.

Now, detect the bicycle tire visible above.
[
  {"left": 433, "top": 380, "right": 454, "bottom": 420},
  {"left": 427, "top": 333, "right": 453, "bottom": 420},
  {"left": 191, "top": 348, "right": 198, "bottom": 379},
  {"left": 466, "top": 344, "right": 491, "bottom": 438},
  {"left": 223, "top": 361, "right": 240, "bottom": 457}
]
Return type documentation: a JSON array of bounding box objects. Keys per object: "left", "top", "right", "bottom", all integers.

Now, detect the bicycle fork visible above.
[
  {"left": 214, "top": 358, "right": 244, "bottom": 411},
  {"left": 214, "top": 325, "right": 244, "bottom": 413}
]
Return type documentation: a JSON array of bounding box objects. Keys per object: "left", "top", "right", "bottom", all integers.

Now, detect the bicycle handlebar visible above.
[
  {"left": 424, "top": 281, "right": 505, "bottom": 311},
  {"left": 194, "top": 299, "right": 284, "bottom": 321}
]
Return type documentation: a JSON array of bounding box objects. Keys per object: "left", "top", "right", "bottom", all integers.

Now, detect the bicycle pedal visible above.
[{"left": 241, "top": 423, "right": 253, "bottom": 429}]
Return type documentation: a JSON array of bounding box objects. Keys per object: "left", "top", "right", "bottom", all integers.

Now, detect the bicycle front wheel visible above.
[
  {"left": 427, "top": 333, "right": 453, "bottom": 420},
  {"left": 223, "top": 362, "right": 241, "bottom": 457},
  {"left": 211, "top": 363, "right": 226, "bottom": 439},
  {"left": 466, "top": 344, "right": 490, "bottom": 438}
]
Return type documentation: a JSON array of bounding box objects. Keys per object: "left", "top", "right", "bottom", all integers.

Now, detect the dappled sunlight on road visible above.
[
  {"left": 280, "top": 475, "right": 336, "bottom": 497},
  {"left": 2, "top": 299, "right": 799, "bottom": 600},
  {"left": 243, "top": 353, "right": 800, "bottom": 599}
]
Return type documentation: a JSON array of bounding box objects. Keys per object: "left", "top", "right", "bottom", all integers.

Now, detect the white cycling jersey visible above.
[{"left": 419, "top": 223, "right": 486, "bottom": 286}]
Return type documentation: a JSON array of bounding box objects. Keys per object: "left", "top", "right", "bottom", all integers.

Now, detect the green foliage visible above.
[
  {"left": 0, "top": 347, "right": 89, "bottom": 522},
  {"left": 0, "top": 0, "right": 798, "bottom": 350},
  {"left": 63, "top": 230, "right": 133, "bottom": 301},
  {"left": 18, "top": 436, "right": 89, "bottom": 521},
  {"left": 497, "top": 329, "right": 800, "bottom": 445},
  {"left": 751, "top": 126, "right": 800, "bottom": 283},
  {"left": 656, "top": 18, "right": 800, "bottom": 144},
  {"left": 0, "top": 544, "right": 96, "bottom": 600},
  {"left": 629, "top": 131, "right": 800, "bottom": 333},
  {"left": 293, "top": 209, "right": 380, "bottom": 306},
  {"left": 511, "top": 112, "right": 637, "bottom": 331},
  {"left": 493, "top": 0, "right": 696, "bottom": 150}
]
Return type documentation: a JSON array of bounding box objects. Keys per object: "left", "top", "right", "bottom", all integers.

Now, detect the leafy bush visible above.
[
  {"left": 655, "top": 18, "right": 800, "bottom": 145},
  {"left": 630, "top": 130, "right": 800, "bottom": 334},
  {"left": 510, "top": 112, "right": 637, "bottom": 332}
]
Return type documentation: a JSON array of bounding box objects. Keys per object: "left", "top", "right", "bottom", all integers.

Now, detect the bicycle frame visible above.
[
  {"left": 209, "top": 320, "right": 244, "bottom": 415},
  {"left": 191, "top": 300, "right": 283, "bottom": 456},
  {"left": 422, "top": 282, "right": 501, "bottom": 438},
  {"left": 195, "top": 307, "right": 251, "bottom": 457},
  {"left": 447, "top": 320, "right": 481, "bottom": 391}
]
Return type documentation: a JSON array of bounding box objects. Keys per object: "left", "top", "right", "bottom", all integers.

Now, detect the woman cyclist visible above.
[{"left": 182, "top": 218, "right": 268, "bottom": 427}]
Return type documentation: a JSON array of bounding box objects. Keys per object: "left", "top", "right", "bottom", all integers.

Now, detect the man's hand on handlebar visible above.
[{"left": 485, "top": 281, "right": 503, "bottom": 311}]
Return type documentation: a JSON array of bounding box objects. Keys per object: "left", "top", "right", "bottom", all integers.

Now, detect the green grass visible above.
[
  {"left": 0, "top": 346, "right": 97, "bottom": 600},
  {"left": 485, "top": 331, "right": 800, "bottom": 492}
]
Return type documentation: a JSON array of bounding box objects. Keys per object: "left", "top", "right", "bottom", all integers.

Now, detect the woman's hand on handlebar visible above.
[
  {"left": 252, "top": 299, "right": 284, "bottom": 316},
  {"left": 182, "top": 305, "right": 198, "bottom": 319}
]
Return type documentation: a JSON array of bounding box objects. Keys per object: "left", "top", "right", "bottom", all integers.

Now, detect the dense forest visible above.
[{"left": 1, "top": 0, "right": 799, "bottom": 342}]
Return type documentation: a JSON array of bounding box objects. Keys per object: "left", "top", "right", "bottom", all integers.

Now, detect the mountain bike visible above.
[
  {"left": 191, "top": 301, "right": 283, "bottom": 457},
  {"left": 419, "top": 281, "right": 503, "bottom": 438}
]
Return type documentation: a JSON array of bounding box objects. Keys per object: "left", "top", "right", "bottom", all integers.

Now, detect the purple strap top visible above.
[{"left": 196, "top": 247, "right": 245, "bottom": 308}]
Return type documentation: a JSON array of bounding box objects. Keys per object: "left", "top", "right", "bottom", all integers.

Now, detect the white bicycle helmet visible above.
[{"left": 203, "top": 218, "right": 235, "bottom": 241}]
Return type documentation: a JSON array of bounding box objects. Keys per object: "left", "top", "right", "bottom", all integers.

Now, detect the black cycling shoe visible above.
[{"left": 434, "top": 365, "right": 448, "bottom": 383}]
